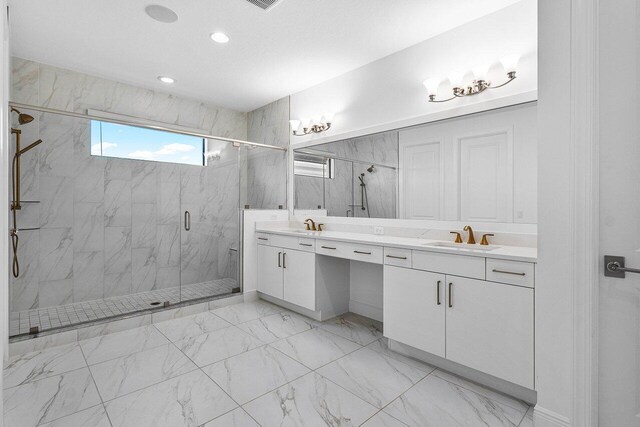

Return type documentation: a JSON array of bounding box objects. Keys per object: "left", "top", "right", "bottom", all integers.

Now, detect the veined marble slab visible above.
[
  {"left": 317, "top": 347, "right": 427, "bottom": 409},
  {"left": 203, "top": 345, "right": 309, "bottom": 404},
  {"left": 361, "top": 411, "right": 409, "bottom": 427},
  {"left": 366, "top": 338, "right": 435, "bottom": 374},
  {"left": 202, "top": 408, "right": 260, "bottom": 427},
  {"left": 38, "top": 404, "right": 111, "bottom": 427},
  {"left": 3, "top": 343, "right": 86, "bottom": 389},
  {"left": 211, "top": 300, "right": 282, "bottom": 324},
  {"left": 80, "top": 325, "right": 169, "bottom": 365},
  {"left": 270, "top": 327, "right": 361, "bottom": 369},
  {"left": 154, "top": 311, "right": 231, "bottom": 342},
  {"left": 243, "top": 372, "right": 377, "bottom": 427},
  {"left": 105, "top": 370, "right": 237, "bottom": 427},
  {"left": 4, "top": 368, "right": 101, "bottom": 427},
  {"left": 317, "top": 312, "right": 383, "bottom": 346},
  {"left": 173, "top": 325, "right": 263, "bottom": 367},
  {"left": 384, "top": 374, "right": 527, "bottom": 427},
  {"left": 236, "top": 312, "right": 315, "bottom": 344},
  {"left": 90, "top": 343, "right": 197, "bottom": 401}
]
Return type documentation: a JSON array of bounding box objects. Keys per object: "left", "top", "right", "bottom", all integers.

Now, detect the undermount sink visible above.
[
  {"left": 422, "top": 241, "right": 500, "bottom": 252},
  {"left": 282, "top": 229, "right": 315, "bottom": 234}
]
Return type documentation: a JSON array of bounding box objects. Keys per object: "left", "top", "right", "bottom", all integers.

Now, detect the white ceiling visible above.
[{"left": 8, "top": 0, "right": 522, "bottom": 112}]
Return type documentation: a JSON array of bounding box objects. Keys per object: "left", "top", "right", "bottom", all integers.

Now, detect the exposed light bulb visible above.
[
  {"left": 449, "top": 72, "right": 465, "bottom": 88},
  {"left": 289, "top": 120, "right": 301, "bottom": 132},
  {"left": 472, "top": 64, "right": 489, "bottom": 81}
]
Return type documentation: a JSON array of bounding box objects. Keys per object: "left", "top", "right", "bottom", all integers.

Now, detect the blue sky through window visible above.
[{"left": 90, "top": 121, "right": 205, "bottom": 166}]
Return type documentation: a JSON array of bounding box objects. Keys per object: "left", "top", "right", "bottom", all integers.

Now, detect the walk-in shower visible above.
[{"left": 7, "top": 102, "right": 287, "bottom": 338}]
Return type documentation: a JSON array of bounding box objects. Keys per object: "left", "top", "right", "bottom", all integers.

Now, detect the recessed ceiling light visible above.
[
  {"left": 210, "top": 32, "right": 230, "bottom": 44},
  {"left": 158, "top": 76, "right": 175, "bottom": 84},
  {"left": 145, "top": 5, "right": 178, "bottom": 23}
]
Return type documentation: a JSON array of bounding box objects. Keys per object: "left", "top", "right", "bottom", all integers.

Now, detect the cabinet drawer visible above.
[
  {"left": 295, "top": 237, "right": 316, "bottom": 253},
  {"left": 270, "top": 234, "right": 302, "bottom": 251},
  {"left": 256, "top": 233, "right": 271, "bottom": 245},
  {"left": 412, "top": 250, "right": 485, "bottom": 279},
  {"left": 486, "top": 259, "right": 535, "bottom": 288},
  {"left": 316, "top": 240, "right": 383, "bottom": 264},
  {"left": 384, "top": 247, "right": 412, "bottom": 268}
]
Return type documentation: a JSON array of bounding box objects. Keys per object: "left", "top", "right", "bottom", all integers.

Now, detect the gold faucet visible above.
[
  {"left": 450, "top": 231, "right": 463, "bottom": 243},
  {"left": 480, "top": 233, "right": 494, "bottom": 246},
  {"left": 304, "top": 219, "right": 317, "bottom": 231},
  {"left": 463, "top": 225, "right": 476, "bottom": 244}
]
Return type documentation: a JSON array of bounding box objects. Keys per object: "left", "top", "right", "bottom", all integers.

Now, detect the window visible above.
[
  {"left": 294, "top": 155, "right": 334, "bottom": 179},
  {"left": 91, "top": 120, "right": 206, "bottom": 166}
]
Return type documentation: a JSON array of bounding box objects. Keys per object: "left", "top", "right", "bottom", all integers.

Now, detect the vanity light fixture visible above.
[
  {"left": 289, "top": 115, "right": 332, "bottom": 137},
  {"left": 158, "top": 76, "right": 175, "bottom": 84},
  {"left": 210, "top": 32, "right": 230, "bottom": 44},
  {"left": 424, "top": 56, "right": 519, "bottom": 103}
]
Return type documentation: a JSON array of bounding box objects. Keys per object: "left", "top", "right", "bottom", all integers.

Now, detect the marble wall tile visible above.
[
  {"left": 39, "top": 228, "right": 73, "bottom": 282},
  {"left": 104, "top": 179, "right": 132, "bottom": 227},
  {"left": 131, "top": 161, "right": 157, "bottom": 203},
  {"left": 11, "top": 57, "right": 39, "bottom": 105},
  {"left": 155, "top": 267, "right": 180, "bottom": 289},
  {"left": 156, "top": 181, "right": 180, "bottom": 225},
  {"left": 73, "top": 251, "right": 104, "bottom": 302},
  {"left": 105, "top": 227, "right": 132, "bottom": 274},
  {"left": 39, "top": 278, "right": 74, "bottom": 308},
  {"left": 40, "top": 176, "right": 74, "bottom": 228},
  {"left": 74, "top": 202, "right": 104, "bottom": 252},
  {"left": 132, "top": 203, "right": 156, "bottom": 249},
  {"left": 73, "top": 73, "right": 107, "bottom": 113},
  {"left": 156, "top": 224, "right": 180, "bottom": 268},
  {"left": 38, "top": 114, "right": 76, "bottom": 178},
  {"left": 38, "top": 65, "right": 76, "bottom": 111},
  {"left": 104, "top": 272, "right": 132, "bottom": 298},
  {"left": 105, "top": 158, "right": 132, "bottom": 181},
  {"left": 74, "top": 156, "right": 105, "bottom": 203},
  {"left": 132, "top": 247, "right": 157, "bottom": 294}
]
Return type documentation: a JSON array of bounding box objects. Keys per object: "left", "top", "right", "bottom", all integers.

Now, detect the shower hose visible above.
[{"left": 11, "top": 153, "right": 20, "bottom": 278}]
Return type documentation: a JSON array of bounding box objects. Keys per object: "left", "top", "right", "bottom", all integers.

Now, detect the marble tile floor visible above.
[
  {"left": 10, "top": 278, "right": 237, "bottom": 336},
  {"left": 3, "top": 300, "right": 534, "bottom": 427}
]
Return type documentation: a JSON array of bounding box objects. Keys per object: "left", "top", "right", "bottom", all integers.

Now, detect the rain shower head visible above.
[
  {"left": 367, "top": 165, "right": 375, "bottom": 173},
  {"left": 11, "top": 107, "right": 34, "bottom": 125}
]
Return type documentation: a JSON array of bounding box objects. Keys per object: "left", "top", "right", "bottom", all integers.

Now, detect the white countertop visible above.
[{"left": 255, "top": 228, "right": 537, "bottom": 263}]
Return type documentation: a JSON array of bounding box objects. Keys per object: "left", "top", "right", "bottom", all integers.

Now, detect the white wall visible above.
[
  {"left": 1, "top": 0, "right": 9, "bottom": 419},
  {"left": 290, "top": 0, "right": 537, "bottom": 146},
  {"left": 536, "top": 0, "right": 573, "bottom": 425}
]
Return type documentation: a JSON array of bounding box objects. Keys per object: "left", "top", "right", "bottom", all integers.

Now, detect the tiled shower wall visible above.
[
  {"left": 295, "top": 130, "right": 398, "bottom": 218},
  {"left": 244, "top": 96, "right": 289, "bottom": 209},
  {"left": 9, "top": 57, "right": 247, "bottom": 311}
]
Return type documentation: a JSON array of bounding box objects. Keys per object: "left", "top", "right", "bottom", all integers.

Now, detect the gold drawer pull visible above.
[
  {"left": 321, "top": 246, "right": 337, "bottom": 250},
  {"left": 386, "top": 255, "right": 407, "bottom": 260},
  {"left": 258, "top": 237, "right": 268, "bottom": 241},
  {"left": 354, "top": 251, "right": 372, "bottom": 255},
  {"left": 299, "top": 243, "right": 313, "bottom": 247},
  {"left": 492, "top": 269, "right": 526, "bottom": 276}
]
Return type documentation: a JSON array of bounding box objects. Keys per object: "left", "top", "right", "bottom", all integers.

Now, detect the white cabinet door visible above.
[
  {"left": 383, "top": 266, "right": 446, "bottom": 358},
  {"left": 257, "top": 245, "right": 283, "bottom": 299},
  {"left": 445, "top": 276, "right": 534, "bottom": 388},
  {"left": 283, "top": 249, "right": 316, "bottom": 310}
]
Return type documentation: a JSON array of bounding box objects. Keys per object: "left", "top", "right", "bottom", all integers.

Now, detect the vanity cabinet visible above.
[
  {"left": 445, "top": 276, "right": 534, "bottom": 388},
  {"left": 384, "top": 266, "right": 446, "bottom": 357},
  {"left": 383, "top": 265, "right": 534, "bottom": 388},
  {"left": 257, "top": 244, "right": 316, "bottom": 310}
]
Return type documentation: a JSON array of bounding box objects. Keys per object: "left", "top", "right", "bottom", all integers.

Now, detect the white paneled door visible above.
[{"left": 598, "top": 0, "right": 640, "bottom": 424}]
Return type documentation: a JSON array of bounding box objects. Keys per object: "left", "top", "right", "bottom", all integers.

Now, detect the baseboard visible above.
[
  {"left": 349, "top": 300, "right": 383, "bottom": 322},
  {"left": 243, "top": 290, "right": 259, "bottom": 302},
  {"left": 533, "top": 406, "right": 571, "bottom": 427}
]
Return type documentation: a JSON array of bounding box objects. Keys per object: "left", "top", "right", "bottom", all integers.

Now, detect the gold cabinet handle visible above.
[
  {"left": 436, "top": 281, "right": 441, "bottom": 305},
  {"left": 492, "top": 269, "right": 525, "bottom": 276},
  {"left": 386, "top": 255, "right": 407, "bottom": 260},
  {"left": 278, "top": 252, "right": 282, "bottom": 267},
  {"left": 258, "top": 237, "right": 268, "bottom": 241},
  {"left": 448, "top": 282, "right": 453, "bottom": 308},
  {"left": 354, "top": 250, "right": 372, "bottom": 255},
  {"left": 321, "top": 246, "right": 336, "bottom": 250}
]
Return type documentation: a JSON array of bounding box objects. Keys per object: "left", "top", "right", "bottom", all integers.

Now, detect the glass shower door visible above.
[{"left": 179, "top": 138, "right": 240, "bottom": 303}]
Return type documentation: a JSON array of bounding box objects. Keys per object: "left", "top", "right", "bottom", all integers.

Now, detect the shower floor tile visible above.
[{"left": 10, "top": 278, "right": 237, "bottom": 336}]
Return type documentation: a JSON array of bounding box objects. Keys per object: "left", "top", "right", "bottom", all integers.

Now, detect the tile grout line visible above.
[{"left": 78, "top": 344, "right": 115, "bottom": 427}]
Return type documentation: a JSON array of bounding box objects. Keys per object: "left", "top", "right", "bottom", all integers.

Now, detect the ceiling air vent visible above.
[{"left": 245, "top": 0, "right": 281, "bottom": 11}]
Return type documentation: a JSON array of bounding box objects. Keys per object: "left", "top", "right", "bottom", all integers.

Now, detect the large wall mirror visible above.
[{"left": 294, "top": 101, "right": 537, "bottom": 224}]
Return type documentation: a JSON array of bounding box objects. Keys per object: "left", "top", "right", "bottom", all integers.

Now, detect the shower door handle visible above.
[{"left": 184, "top": 211, "right": 191, "bottom": 231}]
